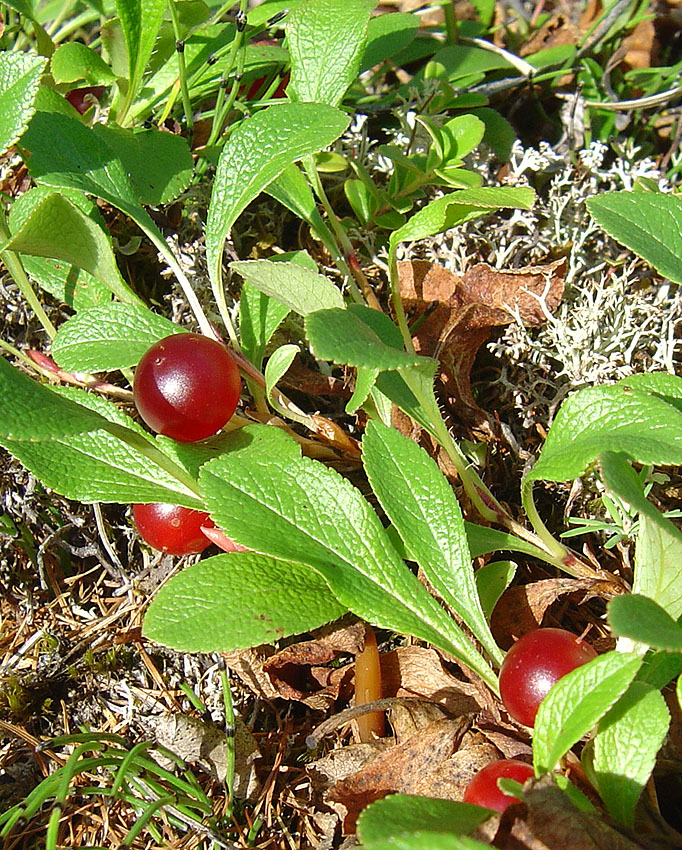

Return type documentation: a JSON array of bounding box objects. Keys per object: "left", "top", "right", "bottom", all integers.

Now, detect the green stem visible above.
[
  {"left": 443, "top": 1, "right": 459, "bottom": 44},
  {"left": 521, "top": 477, "right": 584, "bottom": 572},
  {"left": 387, "top": 244, "right": 415, "bottom": 354},
  {"left": 167, "top": 0, "right": 194, "bottom": 133},
  {"left": 220, "top": 664, "right": 236, "bottom": 817},
  {"left": 205, "top": 0, "right": 247, "bottom": 150},
  {"left": 0, "top": 212, "right": 57, "bottom": 339}
]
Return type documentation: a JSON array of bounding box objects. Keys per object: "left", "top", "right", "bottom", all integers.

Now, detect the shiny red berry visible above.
[
  {"left": 463, "top": 759, "right": 534, "bottom": 812},
  {"left": 66, "top": 86, "right": 105, "bottom": 114},
  {"left": 134, "top": 333, "right": 241, "bottom": 442},
  {"left": 133, "top": 503, "right": 214, "bottom": 555},
  {"left": 499, "top": 628, "right": 597, "bottom": 727}
]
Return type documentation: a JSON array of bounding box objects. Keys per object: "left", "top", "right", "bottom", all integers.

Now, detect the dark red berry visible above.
[
  {"left": 499, "top": 628, "right": 598, "bottom": 727},
  {"left": 463, "top": 759, "right": 534, "bottom": 812},
  {"left": 133, "top": 503, "right": 214, "bottom": 555},
  {"left": 66, "top": 86, "right": 106, "bottom": 114},
  {"left": 134, "top": 333, "right": 241, "bottom": 442}
]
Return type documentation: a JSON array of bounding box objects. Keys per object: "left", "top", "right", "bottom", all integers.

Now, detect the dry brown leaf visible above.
[
  {"left": 309, "top": 740, "right": 394, "bottom": 788},
  {"left": 222, "top": 646, "right": 279, "bottom": 700},
  {"left": 490, "top": 577, "right": 615, "bottom": 649},
  {"left": 397, "top": 258, "right": 565, "bottom": 431},
  {"left": 621, "top": 18, "right": 657, "bottom": 70},
  {"left": 326, "top": 716, "right": 471, "bottom": 831},
  {"left": 415, "top": 736, "right": 504, "bottom": 804}
]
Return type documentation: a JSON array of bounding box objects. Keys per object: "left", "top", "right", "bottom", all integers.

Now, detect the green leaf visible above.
[
  {"left": 306, "top": 307, "right": 435, "bottom": 371},
  {"left": 475, "top": 560, "right": 517, "bottom": 619},
  {"left": 533, "top": 652, "right": 642, "bottom": 774},
  {"left": 637, "top": 649, "right": 682, "bottom": 689},
  {"left": 22, "top": 256, "right": 111, "bottom": 310},
  {"left": 363, "top": 421, "right": 502, "bottom": 665},
  {"left": 360, "top": 12, "right": 419, "bottom": 72},
  {"left": 199, "top": 426, "right": 497, "bottom": 688},
  {"left": 608, "top": 595, "right": 682, "bottom": 651},
  {"left": 21, "top": 111, "right": 159, "bottom": 238},
  {"left": 238, "top": 281, "right": 290, "bottom": 371},
  {"left": 50, "top": 42, "right": 115, "bottom": 85},
  {"left": 390, "top": 186, "right": 535, "bottom": 248},
  {"left": 231, "top": 260, "right": 344, "bottom": 316},
  {"left": 527, "top": 382, "right": 682, "bottom": 486},
  {"left": 92, "top": 125, "right": 193, "bottom": 205},
  {"left": 470, "top": 0, "right": 495, "bottom": 26},
  {"left": 345, "top": 178, "right": 377, "bottom": 226},
  {"left": 52, "top": 302, "right": 183, "bottom": 371},
  {"left": 264, "top": 344, "right": 298, "bottom": 399},
  {"left": 357, "top": 795, "right": 492, "bottom": 845},
  {"left": 1, "top": 193, "right": 142, "bottom": 307},
  {"left": 205, "top": 103, "right": 349, "bottom": 289},
  {"left": 115, "top": 0, "right": 166, "bottom": 101},
  {"left": 464, "top": 522, "right": 551, "bottom": 561},
  {"left": 143, "top": 552, "right": 346, "bottom": 652},
  {"left": 347, "top": 366, "right": 378, "bottom": 415},
  {"left": 591, "top": 681, "right": 670, "bottom": 827},
  {"left": 0, "top": 51, "right": 47, "bottom": 157},
  {"left": 0, "top": 384, "right": 202, "bottom": 507},
  {"left": 286, "top": 0, "right": 374, "bottom": 106},
  {"left": 587, "top": 191, "right": 682, "bottom": 286},
  {"left": 358, "top": 834, "right": 490, "bottom": 850},
  {"left": 599, "top": 451, "right": 682, "bottom": 619}
]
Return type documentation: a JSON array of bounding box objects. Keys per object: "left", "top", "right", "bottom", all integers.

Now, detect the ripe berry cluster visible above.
[{"left": 132, "top": 333, "right": 241, "bottom": 555}]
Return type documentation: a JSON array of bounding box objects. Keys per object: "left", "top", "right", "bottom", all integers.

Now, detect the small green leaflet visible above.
[
  {"left": 205, "top": 103, "right": 349, "bottom": 290},
  {"left": 587, "top": 191, "right": 682, "bottom": 286},
  {"left": 238, "top": 281, "right": 290, "bottom": 371},
  {"left": 115, "top": 0, "right": 166, "bottom": 108},
  {"left": 390, "top": 187, "right": 535, "bottom": 249},
  {"left": 608, "top": 595, "right": 682, "bottom": 651},
  {"left": 0, "top": 51, "right": 47, "bottom": 157},
  {"left": 143, "top": 552, "right": 346, "bottom": 652},
  {"left": 1, "top": 193, "right": 143, "bottom": 308},
  {"left": 199, "top": 425, "right": 497, "bottom": 688},
  {"left": 591, "top": 681, "right": 669, "bottom": 827},
  {"left": 533, "top": 651, "right": 642, "bottom": 774},
  {"left": 231, "top": 260, "right": 344, "bottom": 316},
  {"left": 599, "top": 451, "right": 682, "bottom": 619},
  {"left": 362, "top": 421, "right": 503, "bottom": 665},
  {"left": 286, "top": 0, "right": 374, "bottom": 107},
  {"left": 264, "top": 345, "right": 298, "bottom": 400},
  {"left": 526, "top": 379, "right": 682, "bottom": 486},
  {"left": 464, "top": 522, "right": 550, "bottom": 561},
  {"left": 52, "top": 302, "right": 183, "bottom": 372},
  {"left": 356, "top": 795, "right": 492, "bottom": 844},
  {"left": 360, "top": 13, "right": 419, "bottom": 72},
  {"left": 475, "top": 560, "right": 517, "bottom": 619},
  {"left": 50, "top": 42, "right": 115, "bottom": 85}
]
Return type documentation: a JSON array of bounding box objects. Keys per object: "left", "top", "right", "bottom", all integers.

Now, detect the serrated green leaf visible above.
[
  {"left": 608, "top": 595, "right": 682, "bottom": 651},
  {"left": 264, "top": 344, "right": 298, "bottom": 399},
  {"left": 115, "top": 0, "right": 166, "bottom": 98},
  {"left": 592, "top": 681, "right": 669, "bottom": 827},
  {"left": 0, "top": 51, "right": 46, "bottom": 157},
  {"left": 527, "top": 383, "right": 682, "bottom": 486},
  {"left": 363, "top": 421, "right": 502, "bottom": 665},
  {"left": 92, "top": 125, "right": 193, "bottom": 205},
  {"left": 2, "top": 193, "right": 142, "bottom": 307},
  {"left": 238, "top": 281, "right": 290, "bottom": 371},
  {"left": 533, "top": 652, "right": 642, "bottom": 774},
  {"left": 357, "top": 795, "right": 491, "bottom": 845},
  {"left": 599, "top": 451, "right": 682, "bottom": 619},
  {"left": 143, "top": 552, "right": 346, "bottom": 652},
  {"left": 22, "top": 256, "right": 111, "bottom": 310},
  {"left": 390, "top": 187, "right": 535, "bottom": 248},
  {"left": 0, "top": 385, "right": 202, "bottom": 507},
  {"left": 205, "top": 103, "right": 349, "bottom": 289},
  {"left": 475, "top": 560, "right": 517, "bottom": 619},
  {"left": 52, "top": 302, "right": 183, "bottom": 371},
  {"left": 587, "top": 191, "right": 682, "bottom": 286},
  {"left": 50, "top": 42, "right": 115, "bottom": 85},
  {"left": 199, "top": 429, "right": 497, "bottom": 688},
  {"left": 359, "top": 834, "right": 490, "bottom": 850},
  {"left": 286, "top": 0, "right": 374, "bottom": 106},
  {"left": 231, "top": 260, "right": 344, "bottom": 316},
  {"left": 306, "top": 307, "right": 435, "bottom": 372}
]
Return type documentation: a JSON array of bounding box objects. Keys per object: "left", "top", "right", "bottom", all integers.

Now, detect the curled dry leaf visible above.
[
  {"left": 490, "top": 577, "right": 615, "bottom": 649},
  {"left": 397, "top": 258, "right": 565, "bottom": 433}
]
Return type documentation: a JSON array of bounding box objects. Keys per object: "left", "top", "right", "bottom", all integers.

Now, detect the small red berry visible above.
[
  {"left": 499, "top": 628, "right": 598, "bottom": 727},
  {"left": 66, "top": 86, "right": 106, "bottom": 114},
  {"left": 464, "top": 759, "right": 534, "bottom": 812},
  {"left": 134, "top": 333, "right": 241, "bottom": 442},
  {"left": 133, "top": 503, "right": 214, "bottom": 555}
]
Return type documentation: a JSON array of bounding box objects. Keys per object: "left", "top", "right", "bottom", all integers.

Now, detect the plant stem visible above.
[
  {"left": 443, "top": 1, "right": 459, "bottom": 44},
  {"left": 167, "top": 0, "right": 194, "bottom": 133},
  {"left": 0, "top": 212, "right": 57, "bottom": 339},
  {"left": 205, "top": 0, "right": 247, "bottom": 150}
]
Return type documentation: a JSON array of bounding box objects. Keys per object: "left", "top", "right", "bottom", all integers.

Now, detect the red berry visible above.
[
  {"left": 133, "top": 503, "right": 214, "bottom": 555},
  {"left": 134, "top": 333, "right": 241, "bottom": 442},
  {"left": 499, "top": 628, "right": 598, "bottom": 727},
  {"left": 66, "top": 86, "right": 105, "bottom": 114},
  {"left": 464, "top": 759, "right": 534, "bottom": 813}
]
